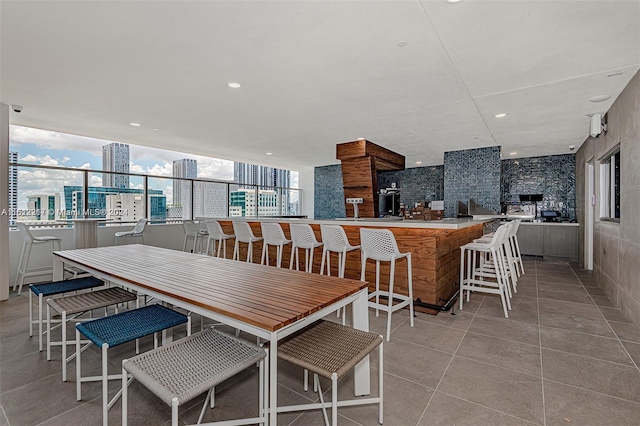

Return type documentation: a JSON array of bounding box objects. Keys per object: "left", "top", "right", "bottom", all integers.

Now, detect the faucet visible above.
[{"left": 346, "top": 198, "right": 363, "bottom": 219}]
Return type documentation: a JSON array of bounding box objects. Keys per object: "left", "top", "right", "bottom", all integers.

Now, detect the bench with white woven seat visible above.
[
  {"left": 277, "top": 320, "right": 384, "bottom": 426},
  {"left": 122, "top": 328, "right": 267, "bottom": 426},
  {"left": 46, "top": 286, "right": 138, "bottom": 381},
  {"left": 29, "top": 276, "right": 105, "bottom": 352},
  {"left": 76, "top": 304, "right": 191, "bottom": 426}
]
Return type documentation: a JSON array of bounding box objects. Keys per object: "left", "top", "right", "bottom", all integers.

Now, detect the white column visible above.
[
  {"left": 0, "top": 104, "right": 10, "bottom": 300},
  {"left": 298, "top": 166, "right": 315, "bottom": 219}
]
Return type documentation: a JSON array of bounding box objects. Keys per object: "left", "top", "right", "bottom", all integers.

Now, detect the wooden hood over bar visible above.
[{"left": 337, "top": 140, "right": 405, "bottom": 218}]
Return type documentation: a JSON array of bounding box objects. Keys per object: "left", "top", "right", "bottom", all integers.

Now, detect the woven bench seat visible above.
[
  {"left": 76, "top": 304, "right": 191, "bottom": 426},
  {"left": 277, "top": 320, "right": 384, "bottom": 426},
  {"left": 29, "top": 276, "right": 104, "bottom": 352},
  {"left": 46, "top": 286, "right": 138, "bottom": 381},
  {"left": 122, "top": 328, "right": 267, "bottom": 426}
]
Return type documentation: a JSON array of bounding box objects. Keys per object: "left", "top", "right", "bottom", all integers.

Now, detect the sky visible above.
[{"left": 9, "top": 125, "right": 298, "bottom": 209}]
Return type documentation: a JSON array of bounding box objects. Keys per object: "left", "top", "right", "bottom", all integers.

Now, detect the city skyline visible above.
[{"left": 9, "top": 125, "right": 299, "bottom": 210}]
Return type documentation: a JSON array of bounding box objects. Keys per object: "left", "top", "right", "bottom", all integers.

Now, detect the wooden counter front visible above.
[{"left": 216, "top": 219, "right": 484, "bottom": 314}]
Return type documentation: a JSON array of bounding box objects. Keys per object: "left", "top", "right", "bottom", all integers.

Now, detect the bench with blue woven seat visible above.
[
  {"left": 46, "top": 286, "right": 138, "bottom": 381},
  {"left": 122, "top": 328, "right": 267, "bottom": 426},
  {"left": 75, "top": 304, "right": 191, "bottom": 426},
  {"left": 29, "top": 276, "right": 105, "bottom": 352}
]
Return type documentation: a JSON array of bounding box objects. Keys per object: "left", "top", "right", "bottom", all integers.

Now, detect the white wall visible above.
[
  {"left": 298, "top": 166, "right": 315, "bottom": 219},
  {"left": 1, "top": 104, "right": 10, "bottom": 300}
]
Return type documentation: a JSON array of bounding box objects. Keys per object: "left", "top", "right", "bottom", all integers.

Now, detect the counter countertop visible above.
[
  {"left": 201, "top": 216, "right": 492, "bottom": 230},
  {"left": 519, "top": 221, "right": 579, "bottom": 227}
]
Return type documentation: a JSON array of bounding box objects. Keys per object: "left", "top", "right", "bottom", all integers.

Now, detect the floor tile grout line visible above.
[
  {"left": 541, "top": 346, "right": 639, "bottom": 369},
  {"left": 544, "top": 377, "right": 640, "bottom": 406},
  {"left": 535, "top": 259, "right": 547, "bottom": 426},
  {"left": 569, "top": 263, "right": 640, "bottom": 373},
  {"left": 414, "top": 292, "right": 485, "bottom": 426},
  {"left": 435, "top": 390, "right": 543, "bottom": 426}
]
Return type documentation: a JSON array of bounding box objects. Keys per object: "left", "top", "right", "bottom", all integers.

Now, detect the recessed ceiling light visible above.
[
  {"left": 129, "top": 122, "right": 141, "bottom": 127},
  {"left": 495, "top": 113, "right": 508, "bottom": 118},
  {"left": 446, "top": 0, "right": 463, "bottom": 3},
  {"left": 397, "top": 41, "right": 408, "bottom": 48},
  {"left": 266, "top": 152, "right": 272, "bottom": 156},
  {"left": 607, "top": 71, "right": 624, "bottom": 78},
  {"left": 510, "top": 152, "right": 517, "bottom": 156},
  {"left": 228, "top": 82, "right": 241, "bottom": 89},
  {"left": 590, "top": 94, "right": 611, "bottom": 102},
  {"left": 153, "top": 128, "right": 159, "bottom": 131},
  {"left": 416, "top": 161, "right": 422, "bottom": 165},
  {"left": 357, "top": 137, "right": 365, "bottom": 141}
]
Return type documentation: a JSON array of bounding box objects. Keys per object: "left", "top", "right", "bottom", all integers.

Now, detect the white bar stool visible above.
[
  {"left": 232, "top": 221, "right": 263, "bottom": 263},
  {"left": 473, "top": 221, "right": 518, "bottom": 296},
  {"left": 260, "top": 222, "right": 291, "bottom": 268},
  {"left": 360, "top": 228, "right": 414, "bottom": 341},
  {"left": 13, "top": 223, "right": 62, "bottom": 295},
  {"left": 289, "top": 223, "right": 323, "bottom": 272},
  {"left": 320, "top": 224, "right": 360, "bottom": 323},
  {"left": 204, "top": 220, "right": 235, "bottom": 258},
  {"left": 460, "top": 223, "right": 512, "bottom": 317},
  {"left": 115, "top": 218, "right": 147, "bottom": 245},
  {"left": 509, "top": 219, "right": 525, "bottom": 275},
  {"left": 182, "top": 220, "right": 206, "bottom": 253}
]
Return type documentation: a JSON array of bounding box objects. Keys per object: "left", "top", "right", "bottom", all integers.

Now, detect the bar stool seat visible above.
[
  {"left": 360, "top": 228, "right": 414, "bottom": 341},
  {"left": 183, "top": 220, "right": 207, "bottom": 253},
  {"left": 277, "top": 320, "right": 383, "bottom": 426},
  {"left": 204, "top": 220, "right": 235, "bottom": 258},
  {"left": 260, "top": 222, "right": 291, "bottom": 268},
  {"left": 115, "top": 218, "right": 147, "bottom": 245},
  {"left": 232, "top": 221, "right": 263, "bottom": 263},
  {"left": 122, "top": 328, "right": 267, "bottom": 426},
  {"left": 320, "top": 224, "right": 361, "bottom": 323},
  {"left": 289, "top": 223, "right": 323, "bottom": 273},
  {"left": 14, "top": 222, "right": 62, "bottom": 294},
  {"left": 29, "top": 276, "right": 105, "bottom": 352},
  {"left": 76, "top": 304, "right": 191, "bottom": 426},
  {"left": 46, "top": 286, "right": 138, "bottom": 381}
]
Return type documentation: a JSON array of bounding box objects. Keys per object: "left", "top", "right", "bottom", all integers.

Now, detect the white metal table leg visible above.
[{"left": 351, "top": 288, "right": 371, "bottom": 396}]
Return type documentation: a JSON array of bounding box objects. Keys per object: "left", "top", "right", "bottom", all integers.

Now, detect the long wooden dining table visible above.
[{"left": 52, "top": 244, "right": 371, "bottom": 425}]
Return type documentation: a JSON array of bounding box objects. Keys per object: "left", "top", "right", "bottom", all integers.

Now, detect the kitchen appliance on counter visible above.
[
  {"left": 540, "top": 210, "right": 562, "bottom": 222},
  {"left": 379, "top": 192, "right": 400, "bottom": 216},
  {"left": 519, "top": 194, "right": 543, "bottom": 218}
]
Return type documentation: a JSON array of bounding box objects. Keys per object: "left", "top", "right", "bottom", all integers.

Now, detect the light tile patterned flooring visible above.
[{"left": 3, "top": 258, "right": 640, "bottom": 425}]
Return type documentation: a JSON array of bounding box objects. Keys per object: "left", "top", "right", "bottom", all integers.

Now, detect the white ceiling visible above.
[{"left": 2, "top": 1, "right": 639, "bottom": 170}]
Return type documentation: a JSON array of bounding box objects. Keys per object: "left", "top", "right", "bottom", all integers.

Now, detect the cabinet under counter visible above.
[{"left": 518, "top": 222, "right": 578, "bottom": 259}]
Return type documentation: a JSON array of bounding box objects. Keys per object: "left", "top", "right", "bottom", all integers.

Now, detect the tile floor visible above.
[{"left": 3, "top": 258, "right": 640, "bottom": 425}]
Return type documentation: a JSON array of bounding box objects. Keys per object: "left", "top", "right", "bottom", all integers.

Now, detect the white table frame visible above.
[{"left": 53, "top": 252, "right": 371, "bottom": 425}]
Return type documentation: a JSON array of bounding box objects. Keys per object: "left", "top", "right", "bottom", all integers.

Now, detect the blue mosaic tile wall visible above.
[
  {"left": 501, "top": 154, "right": 576, "bottom": 219},
  {"left": 314, "top": 164, "right": 346, "bottom": 219},
  {"left": 444, "top": 146, "right": 501, "bottom": 218},
  {"left": 315, "top": 152, "right": 576, "bottom": 220},
  {"left": 377, "top": 166, "right": 444, "bottom": 208}
]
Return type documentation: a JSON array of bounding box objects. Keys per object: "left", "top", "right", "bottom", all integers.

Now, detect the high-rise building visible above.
[
  {"left": 233, "top": 163, "right": 290, "bottom": 188},
  {"left": 229, "top": 188, "right": 279, "bottom": 217},
  {"left": 63, "top": 186, "right": 166, "bottom": 222},
  {"left": 172, "top": 158, "right": 198, "bottom": 219},
  {"left": 8, "top": 151, "right": 18, "bottom": 225},
  {"left": 102, "top": 143, "right": 130, "bottom": 188},
  {"left": 193, "top": 182, "right": 228, "bottom": 218},
  {"left": 233, "top": 162, "right": 291, "bottom": 215}
]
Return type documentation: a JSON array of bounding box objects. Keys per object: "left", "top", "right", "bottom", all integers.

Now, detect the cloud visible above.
[
  {"left": 194, "top": 157, "right": 235, "bottom": 181},
  {"left": 10, "top": 125, "right": 104, "bottom": 156}
]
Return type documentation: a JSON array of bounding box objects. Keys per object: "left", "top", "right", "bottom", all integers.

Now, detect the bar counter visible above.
[{"left": 211, "top": 217, "right": 489, "bottom": 314}]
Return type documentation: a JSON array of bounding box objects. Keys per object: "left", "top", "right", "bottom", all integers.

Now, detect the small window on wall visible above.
[{"left": 600, "top": 148, "right": 620, "bottom": 221}]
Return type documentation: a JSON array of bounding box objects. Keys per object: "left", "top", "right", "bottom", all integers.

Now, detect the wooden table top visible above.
[{"left": 53, "top": 244, "right": 368, "bottom": 332}]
